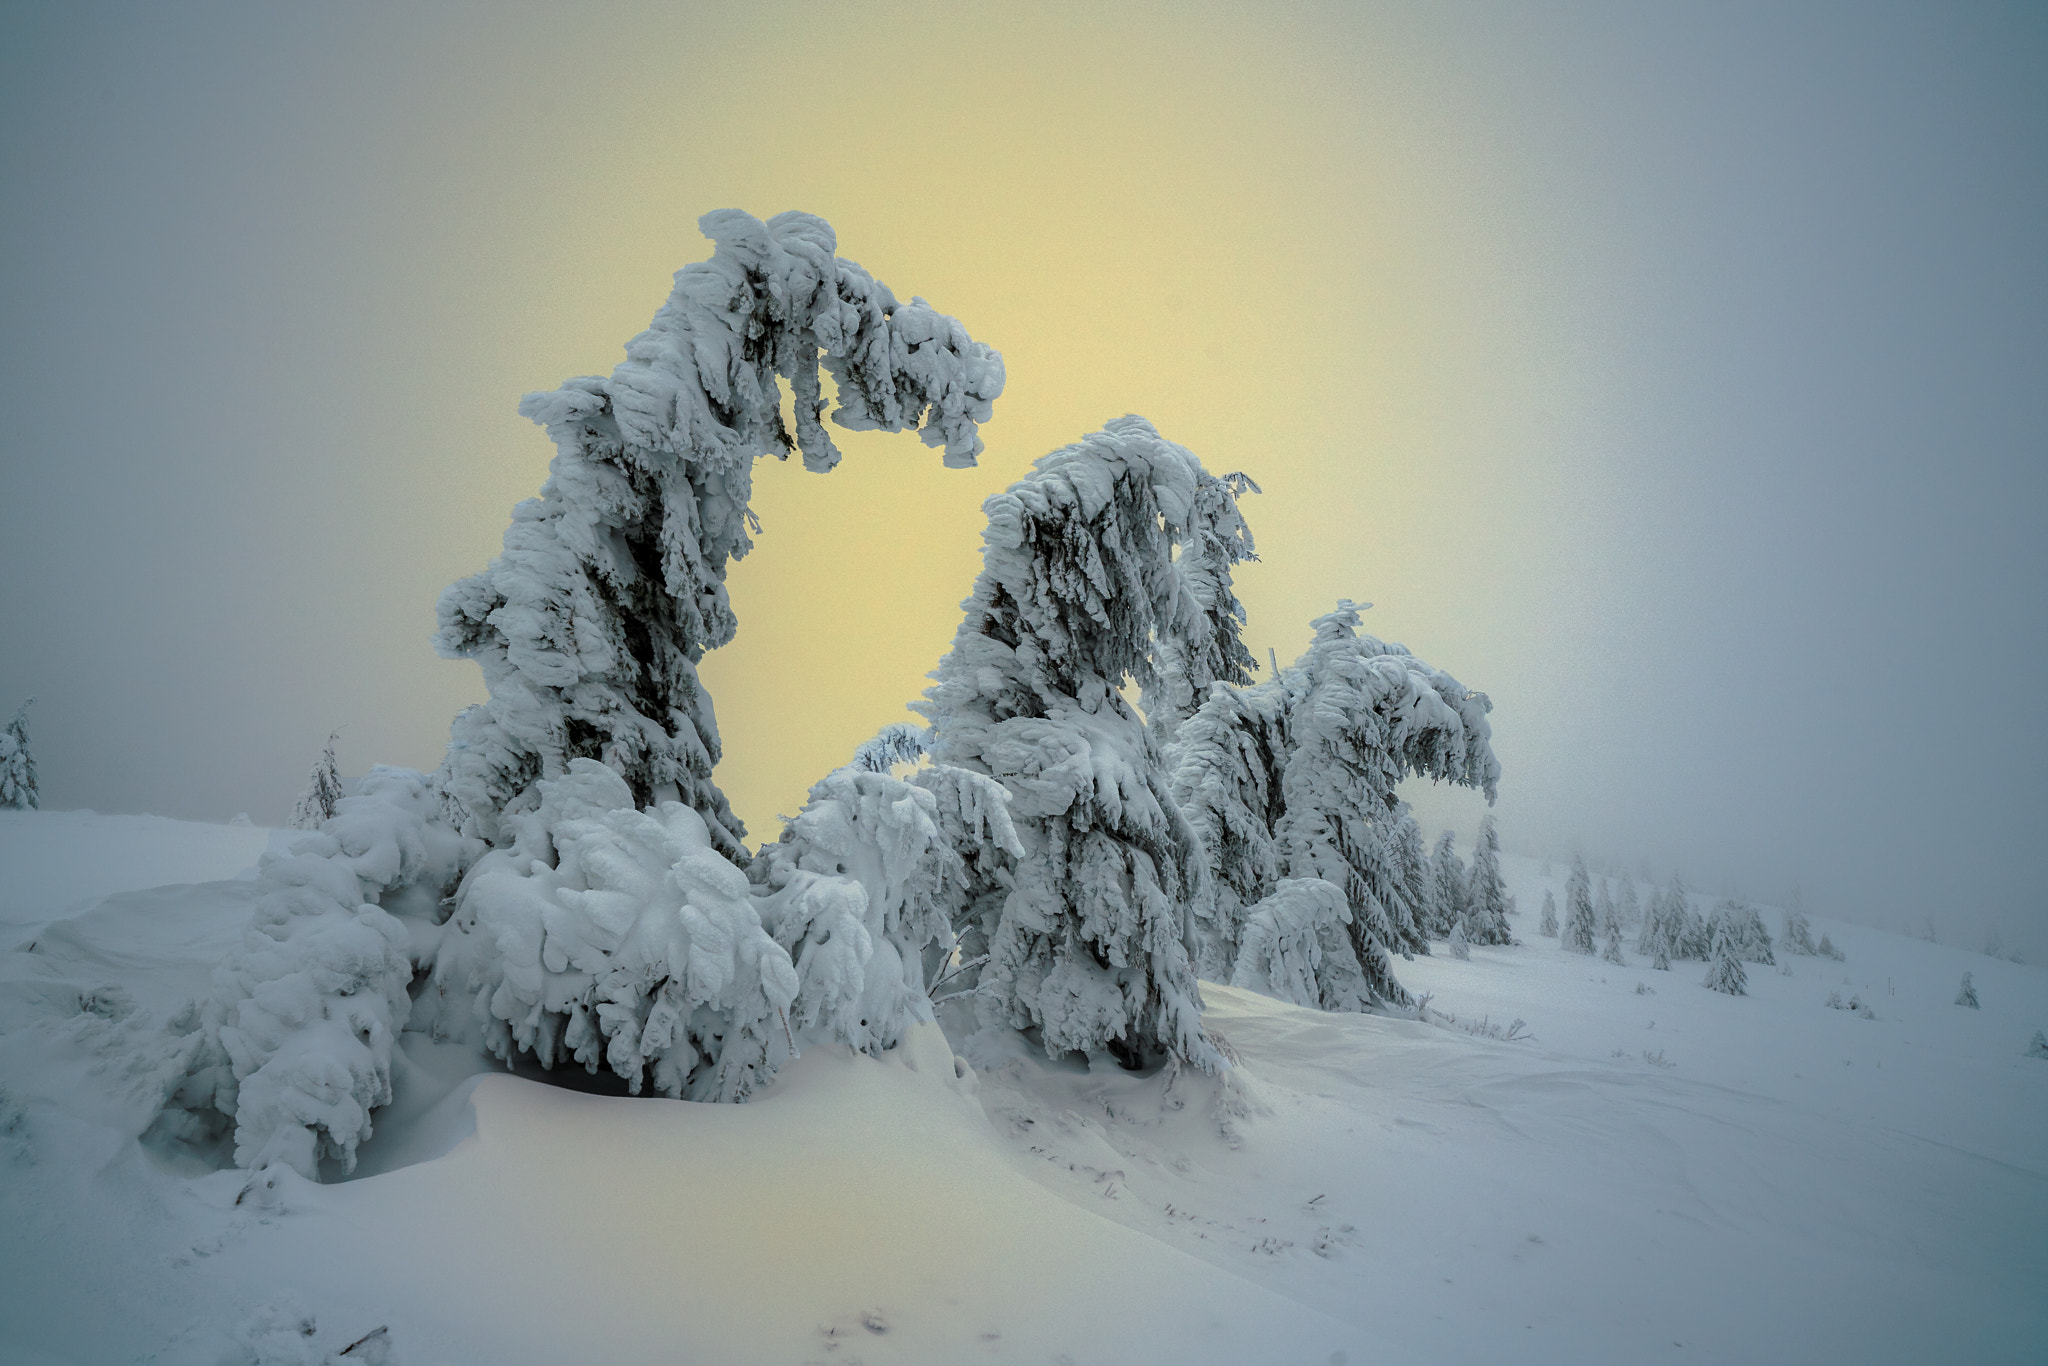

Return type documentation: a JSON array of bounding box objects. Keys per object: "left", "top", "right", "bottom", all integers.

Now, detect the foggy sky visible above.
[{"left": 2, "top": 2, "right": 2042, "bottom": 954}]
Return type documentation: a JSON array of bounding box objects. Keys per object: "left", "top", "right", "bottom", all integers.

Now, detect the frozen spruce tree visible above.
[
  {"left": 919, "top": 417, "right": 1229, "bottom": 1070},
  {"left": 1702, "top": 919, "right": 1748, "bottom": 996},
  {"left": 435, "top": 210, "right": 1003, "bottom": 858},
  {"left": 1562, "top": 856, "right": 1598, "bottom": 954},
  {"left": 1447, "top": 918, "right": 1471, "bottom": 960},
  {"left": 1955, "top": 972, "right": 1980, "bottom": 1009},
  {"left": 1539, "top": 889, "right": 1559, "bottom": 937},
  {"left": 1464, "top": 814, "right": 1512, "bottom": 945},
  {"left": 1781, "top": 889, "right": 1818, "bottom": 956},
  {"left": 289, "top": 731, "right": 346, "bottom": 831},
  {"left": 0, "top": 698, "right": 36, "bottom": 810},
  {"left": 1429, "top": 831, "right": 1469, "bottom": 941},
  {"left": 1708, "top": 899, "right": 1775, "bottom": 965},
  {"left": 1596, "top": 879, "right": 1619, "bottom": 945},
  {"left": 2028, "top": 1030, "right": 2048, "bottom": 1060},
  {"left": 1602, "top": 922, "right": 1628, "bottom": 966},
  {"left": 1171, "top": 601, "right": 1497, "bottom": 1010},
  {"left": 1617, "top": 877, "right": 1640, "bottom": 931}
]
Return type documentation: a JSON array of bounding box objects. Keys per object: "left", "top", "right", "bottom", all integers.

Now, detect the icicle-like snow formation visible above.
[
  {"left": 167, "top": 768, "right": 471, "bottom": 1178},
  {"left": 919, "top": 416, "right": 1225, "bottom": 1071},
  {"left": 436, "top": 210, "right": 1004, "bottom": 856},
  {"left": 1173, "top": 602, "right": 1498, "bottom": 1010}
]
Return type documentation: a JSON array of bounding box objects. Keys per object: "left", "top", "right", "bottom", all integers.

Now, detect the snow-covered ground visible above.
[{"left": 2, "top": 813, "right": 2043, "bottom": 1364}]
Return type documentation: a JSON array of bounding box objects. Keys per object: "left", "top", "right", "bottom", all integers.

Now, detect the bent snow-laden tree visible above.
[
  {"left": 1141, "top": 470, "right": 1261, "bottom": 742},
  {"left": 918, "top": 416, "right": 1242, "bottom": 1071},
  {"left": 1173, "top": 602, "right": 1498, "bottom": 1010},
  {"left": 435, "top": 209, "right": 1004, "bottom": 857}
]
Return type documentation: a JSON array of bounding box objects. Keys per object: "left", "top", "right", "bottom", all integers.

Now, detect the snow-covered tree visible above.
[
  {"left": 1141, "top": 470, "right": 1260, "bottom": 742},
  {"left": 1702, "top": 920, "right": 1748, "bottom": 995},
  {"left": 1955, "top": 972, "right": 1979, "bottom": 1009},
  {"left": 1596, "top": 879, "right": 1619, "bottom": 945},
  {"left": 1816, "top": 931, "right": 1843, "bottom": 961},
  {"left": 1781, "top": 892, "right": 1817, "bottom": 956},
  {"left": 919, "top": 417, "right": 1229, "bottom": 1070},
  {"left": 1447, "top": 919, "right": 1471, "bottom": 960},
  {"left": 164, "top": 768, "right": 473, "bottom": 1177},
  {"left": 1429, "top": 832, "right": 1469, "bottom": 941},
  {"left": 1562, "top": 856, "right": 1597, "bottom": 954},
  {"left": 0, "top": 698, "right": 36, "bottom": 810},
  {"left": 1602, "top": 922, "right": 1628, "bottom": 966},
  {"left": 1651, "top": 942, "right": 1671, "bottom": 971},
  {"left": 1707, "top": 899, "right": 1776, "bottom": 965},
  {"left": 1539, "top": 889, "right": 1559, "bottom": 938},
  {"left": 2029, "top": 1030, "right": 2048, "bottom": 1060},
  {"left": 1464, "top": 815, "right": 1512, "bottom": 945},
  {"left": 1391, "top": 813, "right": 1435, "bottom": 954},
  {"left": 1229, "top": 878, "right": 1372, "bottom": 1010},
  {"left": 1174, "top": 602, "right": 1497, "bottom": 1012},
  {"left": 1170, "top": 680, "right": 1290, "bottom": 980},
  {"left": 289, "top": 731, "right": 346, "bottom": 831},
  {"left": 1617, "top": 877, "right": 1640, "bottom": 930},
  {"left": 434, "top": 210, "right": 1003, "bottom": 858}
]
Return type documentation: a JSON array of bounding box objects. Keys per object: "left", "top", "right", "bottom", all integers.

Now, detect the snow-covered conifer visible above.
[
  {"left": 1602, "top": 923, "right": 1628, "bottom": 966},
  {"left": 1170, "top": 602, "right": 1497, "bottom": 1011},
  {"left": 1708, "top": 899, "right": 1776, "bottom": 965},
  {"left": 1447, "top": 919, "right": 1471, "bottom": 960},
  {"left": 1617, "top": 877, "right": 1640, "bottom": 930},
  {"left": 1562, "top": 856, "right": 1597, "bottom": 954},
  {"left": 919, "top": 417, "right": 1225, "bottom": 1070},
  {"left": 1781, "top": 892, "right": 1818, "bottom": 956},
  {"left": 289, "top": 731, "right": 346, "bottom": 831},
  {"left": 1652, "top": 942, "right": 1671, "bottom": 971},
  {"left": 0, "top": 698, "right": 36, "bottom": 810},
  {"left": 1597, "top": 879, "right": 1619, "bottom": 944},
  {"left": 1816, "top": 931, "right": 1843, "bottom": 960},
  {"left": 1229, "top": 878, "right": 1372, "bottom": 1010},
  {"left": 1430, "top": 832, "right": 1469, "bottom": 942},
  {"left": 1539, "top": 889, "right": 1559, "bottom": 938},
  {"left": 1142, "top": 470, "right": 1260, "bottom": 743},
  {"left": 166, "top": 768, "right": 472, "bottom": 1177},
  {"left": 1955, "top": 972, "right": 1979, "bottom": 1009},
  {"left": 1392, "top": 812, "right": 1435, "bottom": 954},
  {"left": 2029, "top": 1030, "right": 2048, "bottom": 1060},
  {"left": 1464, "top": 815, "right": 1512, "bottom": 945},
  {"left": 1702, "top": 920, "right": 1748, "bottom": 996},
  {"left": 435, "top": 211, "right": 1003, "bottom": 857}
]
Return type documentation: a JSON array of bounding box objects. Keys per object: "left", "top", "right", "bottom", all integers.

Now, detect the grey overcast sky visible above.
[{"left": 1, "top": 2, "right": 2043, "bottom": 954}]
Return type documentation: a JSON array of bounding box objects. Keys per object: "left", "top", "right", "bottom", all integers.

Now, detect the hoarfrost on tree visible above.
[
  {"left": 1702, "top": 919, "right": 1749, "bottom": 996},
  {"left": 434, "top": 209, "right": 1003, "bottom": 858},
  {"left": 1562, "top": 856, "right": 1598, "bottom": 955},
  {"left": 1463, "top": 815, "right": 1513, "bottom": 946},
  {"left": 1173, "top": 601, "right": 1497, "bottom": 1011},
  {"left": 290, "top": 730, "right": 347, "bottom": 831},
  {"left": 917, "top": 416, "right": 1227, "bottom": 1071},
  {"left": 0, "top": 698, "right": 36, "bottom": 810}
]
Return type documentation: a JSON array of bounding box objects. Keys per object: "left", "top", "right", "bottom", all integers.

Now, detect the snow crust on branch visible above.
[
  {"left": 170, "top": 768, "right": 470, "bottom": 1178},
  {"left": 435, "top": 210, "right": 1003, "bottom": 856},
  {"left": 1230, "top": 878, "right": 1374, "bottom": 1009}
]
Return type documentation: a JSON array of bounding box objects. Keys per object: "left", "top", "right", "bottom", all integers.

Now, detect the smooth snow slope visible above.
[
  {"left": 0, "top": 808, "right": 278, "bottom": 941},
  {"left": 1, "top": 814, "right": 2044, "bottom": 1365}
]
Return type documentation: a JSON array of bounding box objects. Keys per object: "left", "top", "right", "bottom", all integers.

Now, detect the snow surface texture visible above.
[
  {"left": 434, "top": 209, "right": 1003, "bottom": 856},
  {"left": 918, "top": 416, "right": 1248, "bottom": 1070},
  {"left": 4, "top": 812, "right": 2045, "bottom": 1363}
]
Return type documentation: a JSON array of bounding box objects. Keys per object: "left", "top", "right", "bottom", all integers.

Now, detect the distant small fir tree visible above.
[
  {"left": 1447, "top": 919, "right": 1471, "bottom": 961},
  {"left": 1602, "top": 923, "right": 1628, "bottom": 967},
  {"left": 0, "top": 698, "right": 35, "bottom": 811},
  {"left": 1651, "top": 943, "right": 1671, "bottom": 971},
  {"left": 2029, "top": 1030, "right": 2048, "bottom": 1060},
  {"left": 1539, "top": 890, "right": 1559, "bottom": 937},
  {"left": 1702, "top": 922, "right": 1748, "bottom": 996},
  {"left": 289, "top": 730, "right": 346, "bottom": 830},
  {"left": 1816, "top": 931, "right": 1843, "bottom": 961},
  {"left": 1955, "top": 972, "right": 1979, "bottom": 1009},
  {"left": 1562, "top": 856, "right": 1597, "bottom": 955}
]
